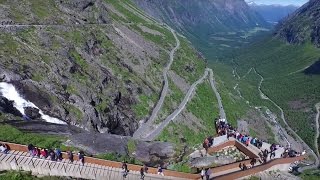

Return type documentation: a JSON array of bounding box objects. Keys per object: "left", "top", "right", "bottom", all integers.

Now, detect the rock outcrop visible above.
[
  {"left": 275, "top": 0, "right": 320, "bottom": 47},
  {"left": 0, "top": 96, "right": 23, "bottom": 118},
  {"left": 65, "top": 132, "right": 176, "bottom": 166},
  {"left": 23, "top": 107, "right": 41, "bottom": 120}
]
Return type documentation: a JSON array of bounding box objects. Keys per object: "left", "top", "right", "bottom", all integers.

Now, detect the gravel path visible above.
[
  {"left": 208, "top": 69, "right": 226, "bottom": 120},
  {"left": 144, "top": 69, "right": 210, "bottom": 141},
  {"left": 136, "top": 68, "right": 228, "bottom": 141},
  {"left": 314, "top": 103, "right": 320, "bottom": 158}
]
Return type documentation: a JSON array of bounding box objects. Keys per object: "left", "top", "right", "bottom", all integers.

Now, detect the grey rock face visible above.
[
  {"left": 275, "top": 0, "right": 320, "bottom": 47},
  {"left": 0, "top": 96, "right": 23, "bottom": 117},
  {"left": 23, "top": 107, "right": 41, "bottom": 120},
  {"left": 0, "top": 0, "right": 167, "bottom": 136},
  {"left": 135, "top": 141, "right": 175, "bottom": 166},
  {"left": 66, "top": 132, "right": 176, "bottom": 166}
]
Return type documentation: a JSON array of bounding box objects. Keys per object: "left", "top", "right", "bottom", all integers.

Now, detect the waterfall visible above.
[{"left": 0, "top": 82, "right": 66, "bottom": 125}]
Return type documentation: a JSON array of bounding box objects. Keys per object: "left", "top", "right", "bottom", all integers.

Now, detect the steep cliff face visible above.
[
  {"left": 0, "top": 0, "right": 205, "bottom": 136},
  {"left": 275, "top": 0, "right": 320, "bottom": 47}
]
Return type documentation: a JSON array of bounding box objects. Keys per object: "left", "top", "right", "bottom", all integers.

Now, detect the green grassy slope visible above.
[
  {"left": 227, "top": 38, "right": 320, "bottom": 149},
  {"left": 0, "top": 171, "right": 66, "bottom": 180},
  {"left": 157, "top": 81, "right": 219, "bottom": 146}
]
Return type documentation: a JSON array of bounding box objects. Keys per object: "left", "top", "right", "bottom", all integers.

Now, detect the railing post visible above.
[
  {"left": 31, "top": 158, "right": 35, "bottom": 168},
  {"left": 47, "top": 161, "right": 51, "bottom": 171},
  {"left": 63, "top": 164, "right": 67, "bottom": 173},
  {"left": 13, "top": 155, "right": 21, "bottom": 170},
  {"left": 14, "top": 156, "right": 18, "bottom": 166}
]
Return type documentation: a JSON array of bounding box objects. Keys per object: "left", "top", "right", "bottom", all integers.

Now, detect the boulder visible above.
[
  {"left": 0, "top": 96, "right": 23, "bottom": 117},
  {"left": 135, "top": 141, "right": 176, "bottom": 166},
  {"left": 66, "top": 132, "right": 176, "bottom": 166},
  {"left": 24, "top": 107, "right": 41, "bottom": 120}
]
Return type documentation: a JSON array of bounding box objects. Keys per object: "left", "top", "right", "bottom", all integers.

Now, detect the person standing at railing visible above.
[
  {"left": 121, "top": 161, "right": 128, "bottom": 178},
  {"left": 32, "top": 147, "right": 38, "bottom": 157},
  {"left": 205, "top": 168, "right": 211, "bottom": 180},
  {"left": 36, "top": 147, "right": 41, "bottom": 158},
  {"left": 157, "top": 165, "right": 164, "bottom": 176},
  {"left": 0, "top": 143, "right": 9, "bottom": 154},
  {"left": 242, "top": 164, "right": 248, "bottom": 170},
  {"left": 239, "top": 163, "right": 243, "bottom": 170},
  {"left": 40, "top": 148, "right": 47, "bottom": 159},
  {"left": 270, "top": 150, "right": 276, "bottom": 159},
  {"left": 55, "top": 148, "right": 62, "bottom": 161},
  {"left": 200, "top": 168, "right": 205, "bottom": 180},
  {"left": 78, "top": 151, "right": 85, "bottom": 166},
  {"left": 49, "top": 149, "right": 56, "bottom": 161},
  {"left": 140, "top": 167, "right": 145, "bottom": 179},
  {"left": 250, "top": 158, "right": 256, "bottom": 168},
  {"left": 28, "top": 144, "right": 34, "bottom": 157},
  {"left": 67, "top": 150, "right": 74, "bottom": 163}
]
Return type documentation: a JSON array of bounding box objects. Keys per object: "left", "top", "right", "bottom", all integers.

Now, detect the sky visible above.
[{"left": 245, "top": 0, "right": 308, "bottom": 6}]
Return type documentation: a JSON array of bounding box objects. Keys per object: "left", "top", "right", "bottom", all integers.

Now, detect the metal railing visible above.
[{"left": 1, "top": 152, "right": 175, "bottom": 180}]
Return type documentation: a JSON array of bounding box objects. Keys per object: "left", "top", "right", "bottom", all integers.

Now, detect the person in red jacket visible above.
[{"left": 40, "top": 148, "right": 47, "bottom": 159}]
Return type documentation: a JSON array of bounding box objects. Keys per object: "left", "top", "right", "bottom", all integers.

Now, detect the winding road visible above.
[
  {"left": 208, "top": 69, "right": 226, "bottom": 120},
  {"left": 133, "top": 28, "right": 180, "bottom": 139},
  {"left": 144, "top": 28, "right": 180, "bottom": 125},
  {"left": 254, "top": 69, "right": 290, "bottom": 146},
  {"left": 145, "top": 69, "right": 210, "bottom": 141},
  {"left": 314, "top": 103, "right": 320, "bottom": 158},
  {"left": 138, "top": 68, "right": 227, "bottom": 141},
  {"left": 134, "top": 29, "right": 227, "bottom": 140}
]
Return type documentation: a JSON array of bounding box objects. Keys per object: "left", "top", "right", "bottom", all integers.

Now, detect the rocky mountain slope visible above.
[
  {"left": 133, "top": 0, "right": 270, "bottom": 57},
  {"left": 133, "top": 0, "right": 267, "bottom": 33},
  {"left": 0, "top": 0, "right": 207, "bottom": 138},
  {"left": 275, "top": 0, "right": 320, "bottom": 47},
  {"left": 248, "top": 3, "right": 298, "bottom": 23}
]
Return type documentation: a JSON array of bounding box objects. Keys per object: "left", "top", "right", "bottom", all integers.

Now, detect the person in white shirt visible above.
[
  {"left": 157, "top": 166, "right": 164, "bottom": 176},
  {"left": 0, "top": 145, "right": 5, "bottom": 153},
  {"left": 200, "top": 169, "right": 205, "bottom": 180}
]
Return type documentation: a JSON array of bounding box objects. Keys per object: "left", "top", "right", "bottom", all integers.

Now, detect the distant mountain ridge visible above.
[
  {"left": 248, "top": 3, "right": 299, "bottom": 23},
  {"left": 133, "top": 0, "right": 269, "bottom": 57},
  {"left": 275, "top": 0, "right": 320, "bottom": 47},
  {"left": 134, "top": 0, "right": 268, "bottom": 33}
]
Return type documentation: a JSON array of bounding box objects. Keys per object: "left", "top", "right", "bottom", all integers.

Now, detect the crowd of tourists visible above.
[
  {"left": 121, "top": 161, "right": 164, "bottom": 179},
  {"left": 215, "top": 118, "right": 264, "bottom": 148},
  {"left": 238, "top": 158, "right": 257, "bottom": 171},
  {"left": 27, "top": 144, "right": 85, "bottom": 165},
  {"left": 214, "top": 118, "right": 305, "bottom": 166},
  {"left": 1, "top": 142, "right": 168, "bottom": 179}
]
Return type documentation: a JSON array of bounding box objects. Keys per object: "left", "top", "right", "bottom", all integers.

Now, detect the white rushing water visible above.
[{"left": 0, "top": 82, "right": 66, "bottom": 125}]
